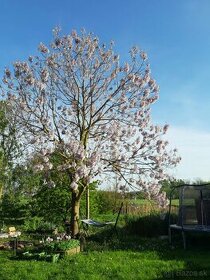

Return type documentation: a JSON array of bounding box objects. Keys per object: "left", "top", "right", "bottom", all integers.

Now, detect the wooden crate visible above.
[{"left": 65, "top": 246, "right": 80, "bottom": 255}]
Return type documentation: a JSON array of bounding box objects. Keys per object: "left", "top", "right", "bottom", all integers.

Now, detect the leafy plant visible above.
[
  {"left": 44, "top": 239, "right": 80, "bottom": 252},
  {"left": 18, "top": 251, "right": 60, "bottom": 263}
]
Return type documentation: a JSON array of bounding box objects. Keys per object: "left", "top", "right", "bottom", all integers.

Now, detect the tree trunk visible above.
[{"left": 70, "top": 192, "right": 80, "bottom": 238}]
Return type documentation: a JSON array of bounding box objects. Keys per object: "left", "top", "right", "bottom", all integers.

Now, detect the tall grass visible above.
[{"left": 123, "top": 199, "right": 179, "bottom": 216}]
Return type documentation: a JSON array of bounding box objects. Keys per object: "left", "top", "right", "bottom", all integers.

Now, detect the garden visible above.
[
  {"left": 0, "top": 28, "right": 209, "bottom": 280},
  {"left": 0, "top": 192, "right": 210, "bottom": 280},
  {"left": 0, "top": 222, "right": 210, "bottom": 280}
]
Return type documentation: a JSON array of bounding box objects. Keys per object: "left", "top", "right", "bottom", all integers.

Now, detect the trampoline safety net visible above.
[{"left": 178, "top": 185, "right": 210, "bottom": 227}]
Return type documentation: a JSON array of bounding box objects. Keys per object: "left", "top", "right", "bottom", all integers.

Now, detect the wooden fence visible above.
[{"left": 121, "top": 202, "right": 179, "bottom": 216}]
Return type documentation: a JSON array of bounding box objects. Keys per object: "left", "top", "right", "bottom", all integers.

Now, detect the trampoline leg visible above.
[{"left": 182, "top": 231, "right": 186, "bottom": 250}]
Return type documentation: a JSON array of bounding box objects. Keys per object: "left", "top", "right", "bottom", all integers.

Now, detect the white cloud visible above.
[{"left": 166, "top": 126, "right": 210, "bottom": 182}]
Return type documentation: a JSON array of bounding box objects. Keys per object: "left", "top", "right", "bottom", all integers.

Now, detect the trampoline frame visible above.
[{"left": 168, "top": 183, "right": 210, "bottom": 249}]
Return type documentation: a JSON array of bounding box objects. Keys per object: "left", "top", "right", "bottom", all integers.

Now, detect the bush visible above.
[
  {"left": 124, "top": 212, "right": 177, "bottom": 237},
  {"left": 0, "top": 193, "right": 31, "bottom": 226},
  {"left": 94, "top": 190, "right": 122, "bottom": 214},
  {"left": 22, "top": 217, "right": 56, "bottom": 233}
]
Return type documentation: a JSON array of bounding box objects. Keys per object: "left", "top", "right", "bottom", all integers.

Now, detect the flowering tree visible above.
[{"left": 1, "top": 28, "right": 181, "bottom": 236}]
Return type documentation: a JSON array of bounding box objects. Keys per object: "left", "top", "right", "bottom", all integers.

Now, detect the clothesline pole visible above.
[{"left": 86, "top": 186, "right": 90, "bottom": 219}]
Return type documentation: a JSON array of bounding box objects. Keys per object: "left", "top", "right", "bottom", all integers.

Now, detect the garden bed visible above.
[
  {"left": 13, "top": 238, "right": 81, "bottom": 262},
  {"left": 15, "top": 251, "right": 60, "bottom": 263}
]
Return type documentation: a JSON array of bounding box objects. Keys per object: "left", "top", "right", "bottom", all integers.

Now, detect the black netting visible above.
[{"left": 177, "top": 185, "right": 210, "bottom": 226}]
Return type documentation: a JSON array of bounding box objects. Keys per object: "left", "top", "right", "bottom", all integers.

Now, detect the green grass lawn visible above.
[
  {"left": 0, "top": 234, "right": 209, "bottom": 280},
  {"left": 129, "top": 199, "right": 154, "bottom": 205},
  {"left": 129, "top": 199, "right": 179, "bottom": 207},
  {"left": 171, "top": 199, "right": 179, "bottom": 206}
]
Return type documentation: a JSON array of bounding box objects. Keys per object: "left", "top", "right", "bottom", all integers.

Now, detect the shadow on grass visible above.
[{"left": 84, "top": 227, "right": 210, "bottom": 279}]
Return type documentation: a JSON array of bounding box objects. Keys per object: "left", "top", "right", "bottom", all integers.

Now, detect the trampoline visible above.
[{"left": 168, "top": 184, "right": 210, "bottom": 249}]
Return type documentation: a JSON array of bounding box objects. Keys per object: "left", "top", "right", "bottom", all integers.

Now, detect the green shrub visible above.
[
  {"left": 22, "top": 217, "right": 56, "bottom": 233},
  {"left": 124, "top": 212, "right": 177, "bottom": 237},
  {"left": 36, "top": 221, "right": 56, "bottom": 233},
  {"left": 22, "top": 216, "right": 43, "bottom": 232},
  {"left": 94, "top": 190, "right": 122, "bottom": 214},
  {"left": 0, "top": 193, "right": 31, "bottom": 226}
]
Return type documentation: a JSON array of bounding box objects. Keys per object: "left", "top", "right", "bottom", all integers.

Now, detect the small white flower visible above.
[
  {"left": 65, "top": 235, "right": 71, "bottom": 240},
  {"left": 46, "top": 237, "right": 52, "bottom": 242}
]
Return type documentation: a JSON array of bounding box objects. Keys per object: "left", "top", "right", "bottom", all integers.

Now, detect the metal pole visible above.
[{"left": 86, "top": 186, "right": 90, "bottom": 219}]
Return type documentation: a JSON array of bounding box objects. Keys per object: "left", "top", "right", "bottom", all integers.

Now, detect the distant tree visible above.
[
  {"left": 10, "top": 151, "right": 71, "bottom": 225},
  {"left": 160, "top": 179, "right": 186, "bottom": 199},
  {"left": 31, "top": 151, "right": 71, "bottom": 225},
  {"left": 192, "top": 178, "right": 210, "bottom": 185},
  {"left": 1, "top": 28, "right": 181, "bottom": 236},
  {"left": 0, "top": 101, "right": 21, "bottom": 198}
]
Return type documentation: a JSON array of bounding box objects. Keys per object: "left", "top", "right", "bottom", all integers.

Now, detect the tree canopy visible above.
[{"left": 1, "top": 28, "right": 181, "bottom": 235}]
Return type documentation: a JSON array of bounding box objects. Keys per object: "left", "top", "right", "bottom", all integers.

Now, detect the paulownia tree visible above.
[{"left": 1, "top": 28, "right": 181, "bottom": 236}]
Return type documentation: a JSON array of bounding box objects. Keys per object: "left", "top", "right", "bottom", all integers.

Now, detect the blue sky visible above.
[{"left": 1, "top": 0, "right": 210, "bottom": 181}]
